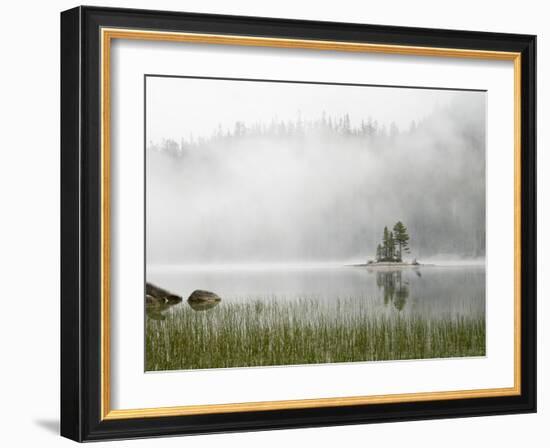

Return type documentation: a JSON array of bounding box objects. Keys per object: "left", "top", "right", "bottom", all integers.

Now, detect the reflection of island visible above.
[{"left": 375, "top": 270, "right": 409, "bottom": 311}]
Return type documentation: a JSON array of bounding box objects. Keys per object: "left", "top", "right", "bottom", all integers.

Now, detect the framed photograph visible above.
[{"left": 60, "top": 6, "right": 536, "bottom": 441}]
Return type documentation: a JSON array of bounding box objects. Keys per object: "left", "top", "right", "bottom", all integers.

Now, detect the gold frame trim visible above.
[{"left": 100, "top": 28, "right": 522, "bottom": 421}]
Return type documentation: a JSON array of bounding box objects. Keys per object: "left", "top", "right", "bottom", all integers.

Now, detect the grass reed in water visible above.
[{"left": 145, "top": 297, "right": 485, "bottom": 371}]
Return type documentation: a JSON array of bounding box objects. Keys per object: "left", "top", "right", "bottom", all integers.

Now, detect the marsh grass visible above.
[{"left": 145, "top": 298, "right": 485, "bottom": 371}]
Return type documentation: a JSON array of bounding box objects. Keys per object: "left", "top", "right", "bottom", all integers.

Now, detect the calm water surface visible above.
[{"left": 147, "top": 264, "right": 485, "bottom": 320}]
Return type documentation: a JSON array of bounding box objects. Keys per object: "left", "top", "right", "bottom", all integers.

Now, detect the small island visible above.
[{"left": 353, "top": 221, "right": 428, "bottom": 267}]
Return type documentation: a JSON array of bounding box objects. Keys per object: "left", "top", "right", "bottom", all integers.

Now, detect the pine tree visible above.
[
  {"left": 393, "top": 221, "right": 410, "bottom": 262},
  {"left": 376, "top": 244, "right": 382, "bottom": 262},
  {"left": 382, "top": 226, "right": 390, "bottom": 260},
  {"left": 388, "top": 231, "right": 395, "bottom": 260},
  {"left": 343, "top": 113, "right": 351, "bottom": 134}
]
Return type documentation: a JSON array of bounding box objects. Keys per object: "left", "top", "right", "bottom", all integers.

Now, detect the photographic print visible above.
[
  {"left": 61, "top": 9, "right": 536, "bottom": 439},
  {"left": 144, "top": 75, "right": 486, "bottom": 371}
]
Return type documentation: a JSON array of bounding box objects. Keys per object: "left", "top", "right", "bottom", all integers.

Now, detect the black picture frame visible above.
[{"left": 61, "top": 5, "right": 536, "bottom": 442}]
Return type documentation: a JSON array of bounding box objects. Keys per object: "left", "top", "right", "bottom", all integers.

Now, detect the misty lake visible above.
[
  {"left": 144, "top": 77, "right": 488, "bottom": 371},
  {"left": 145, "top": 264, "right": 486, "bottom": 370}
]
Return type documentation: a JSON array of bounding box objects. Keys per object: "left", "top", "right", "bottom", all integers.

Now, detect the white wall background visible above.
[{"left": 0, "top": 0, "right": 546, "bottom": 446}]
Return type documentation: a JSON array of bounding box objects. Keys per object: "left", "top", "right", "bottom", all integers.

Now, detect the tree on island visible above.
[
  {"left": 375, "top": 221, "right": 411, "bottom": 262},
  {"left": 388, "top": 231, "right": 395, "bottom": 260},
  {"left": 392, "top": 221, "right": 410, "bottom": 261},
  {"left": 382, "top": 227, "right": 390, "bottom": 259}
]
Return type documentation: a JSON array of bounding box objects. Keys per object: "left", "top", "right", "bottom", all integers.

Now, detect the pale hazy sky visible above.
[{"left": 146, "top": 76, "right": 483, "bottom": 143}]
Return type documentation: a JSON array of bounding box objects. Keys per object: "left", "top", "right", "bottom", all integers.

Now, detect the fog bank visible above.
[{"left": 146, "top": 91, "right": 485, "bottom": 264}]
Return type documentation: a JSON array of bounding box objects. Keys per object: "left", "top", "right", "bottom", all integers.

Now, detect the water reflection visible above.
[
  {"left": 188, "top": 301, "right": 220, "bottom": 312},
  {"left": 147, "top": 265, "right": 485, "bottom": 320},
  {"left": 145, "top": 302, "right": 175, "bottom": 321},
  {"left": 374, "top": 270, "right": 410, "bottom": 311},
  {"left": 146, "top": 298, "right": 222, "bottom": 318}
]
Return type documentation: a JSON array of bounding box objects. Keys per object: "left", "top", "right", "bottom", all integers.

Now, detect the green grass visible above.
[{"left": 145, "top": 298, "right": 485, "bottom": 371}]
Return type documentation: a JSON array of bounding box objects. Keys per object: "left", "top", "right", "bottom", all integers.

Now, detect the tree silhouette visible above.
[
  {"left": 375, "top": 222, "right": 410, "bottom": 262},
  {"left": 393, "top": 221, "right": 410, "bottom": 262},
  {"left": 382, "top": 227, "right": 390, "bottom": 260}
]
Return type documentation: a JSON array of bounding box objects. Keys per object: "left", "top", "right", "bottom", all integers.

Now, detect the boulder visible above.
[
  {"left": 145, "top": 282, "right": 182, "bottom": 305},
  {"left": 188, "top": 289, "right": 222, "bottom": 303},
  {"left": 146, "top": 294, "right": 160, "bottom": 305}
]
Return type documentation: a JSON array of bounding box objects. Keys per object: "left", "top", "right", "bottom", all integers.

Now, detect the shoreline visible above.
[
  {"left": 147, "top": 260, "right": 485, "bottom": 272},
  {"left": 348, "top": 262, "right": 435, "bottom": 268}
]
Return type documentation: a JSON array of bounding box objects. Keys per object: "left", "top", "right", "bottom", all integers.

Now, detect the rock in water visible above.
[
  {"left": 188, "top": 289, "right": 222, "bottom": 303},
  {"left": 145, "top": 282, "right": 183, "bottom": 305}
]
